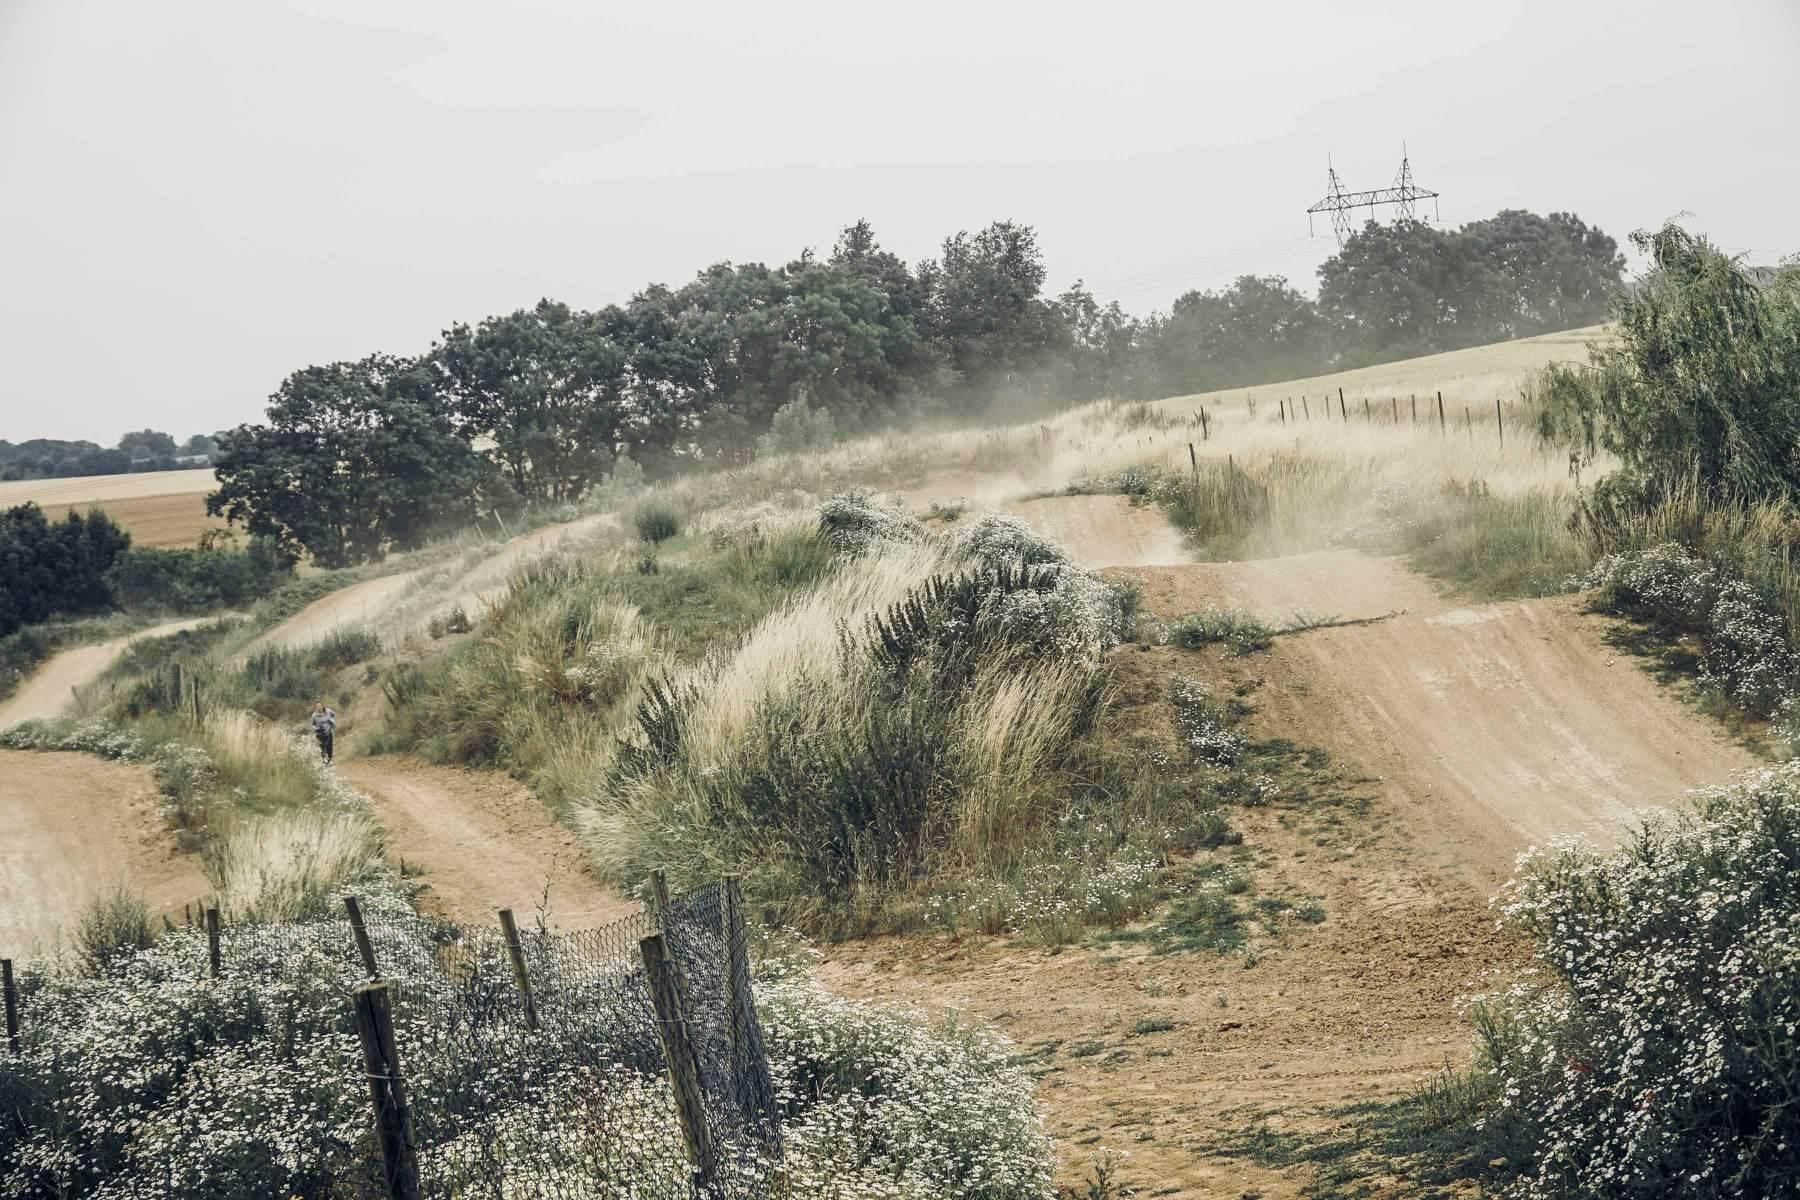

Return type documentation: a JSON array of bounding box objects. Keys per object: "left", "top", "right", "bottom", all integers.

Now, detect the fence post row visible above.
[
  {"left": 3, "top": 958, "right": 18, "bottom": 1054},
  {"left": 640, "top": 931, "right": 718, "bottom": 1187},
  {"left": 206, "top": 907, "right": 221, "bottom": 979},
  {"left": 497, "top": 908, "right": 540, "bottom": 1032},
  {"left": 344, "top": 895, "right": 379, "bottom": 979},
  {"left": 354, "top": 981, "right": 421, "bottom": 1200}
]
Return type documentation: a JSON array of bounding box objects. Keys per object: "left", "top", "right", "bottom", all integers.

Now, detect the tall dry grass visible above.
[{"left": 209, "top": 806, "right": 381, "bottom": 921}]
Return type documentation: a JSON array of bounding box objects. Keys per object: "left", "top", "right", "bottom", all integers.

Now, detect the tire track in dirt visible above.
[{"left": 336, "top": 757, "right": 634, "bottom": 930}]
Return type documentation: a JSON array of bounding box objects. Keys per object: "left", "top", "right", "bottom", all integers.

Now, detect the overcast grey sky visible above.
[{"left": 1, "top": 0, "right": 1794, "bottom": 444}]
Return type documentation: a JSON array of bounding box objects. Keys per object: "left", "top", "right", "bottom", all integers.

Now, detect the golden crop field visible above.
[{"left": 1, "top": 467, "right": 223, "bottom": 547}]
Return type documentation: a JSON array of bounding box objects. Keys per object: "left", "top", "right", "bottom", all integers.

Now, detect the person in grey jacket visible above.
[{"left": 310, "top": 700, "right": 337, "bottom": 762}]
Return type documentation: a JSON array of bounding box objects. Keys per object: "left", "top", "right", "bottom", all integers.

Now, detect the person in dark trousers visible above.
[{"left": 310, "top": 699, "right": 336, "bottom": 762}]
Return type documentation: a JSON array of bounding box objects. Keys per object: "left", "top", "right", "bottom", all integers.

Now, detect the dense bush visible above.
[
  {"left": 0, "top": 504, "right": 130, "bottom": 637},
  {"left": 818, "top": 488, "right": 924, "bottom": 555},
  {"left": 1474, "top": 763, "right": 1800, "bottom": 1197},
  {"left": 71, "top": 885, "right": 155, "bottom": 977},
  {"left": 1537, "top": 225, "right": 1800, "bottom": 501},
  {"left": 0, "top": 887, "right": 1054, "bottom": 1199},
  {"left": 632, "top": 498, "right": 684, "bottom": 544},
  {"left": 1576, "top": 543, "right": 1799, "bottom": 716},
  {"left": 104, "top": 537, "right": 292, "bottom": 612}
]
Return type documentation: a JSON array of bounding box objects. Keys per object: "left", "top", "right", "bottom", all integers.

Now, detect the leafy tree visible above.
[
  {"left": 1148, "top": 274, "right": 1326, "bottom": 394},
  {"left": 1542, "top": 224, "right": 1800, "bottom": 501},
  {"left": 0, "top": 504, "right": 131, "bottom": 636},
  {"left": 208, "top": 355, "right": 490, "bottom": 567},
  {"left": 117, "top": 429, "right": 177, "bottom": 459},
  {"left": 180, "top": 434, "right": 221, "bottom": 458},
  {"left": 434, "top": 300, "right": 629, "bottom": 505},
  {"left": 1459, "top": 210, "right": 1624, "bottom": 336},
  {"left": 756, "top": 390, "right": 837, "bottom": 457},
  {"left": 921, "top": 221, "right": 1063, "bottom": 404}
]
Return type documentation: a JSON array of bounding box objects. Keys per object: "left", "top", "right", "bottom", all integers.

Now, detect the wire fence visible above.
[{"left": 2, "top": 876, "right": 780, "bottom": 1199}]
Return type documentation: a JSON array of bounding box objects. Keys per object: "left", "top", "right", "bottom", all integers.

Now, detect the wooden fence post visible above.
[
  {"left": 1437, "top": 391, "right": 1445, "bottom": 432},
  {"left": 1199, "top": 408, "right": 1209, "bottom": 441},
  {"left": 3, "top": 959, "right": 19, "bottom": 1054},
  {"left": 1339, "top": 387, "right": 1347, "bottom": 421},
  {"left": 344, "top": 895, "right": 379, "bottom": 979},
  {"left": 206, "top": 907, "right": 221, "bottom": 979},
  {"left": 722, "top": 876, "right": 778, "bottom": 1136},
  {"left": 497, "top": 908, "right": 540, "bottom": 1032},
  {"left": 640, "top": 932, "right": 718, "bottom": 1186},
  {"left": 1391, "top": 396, "right": 1398, "bottom": 423},
  {"left": 1465, "top": 406, "right": 1472, "bottom": 439},
  {"left": 1187, "top": 442, "right": 1198, "bottom": 488},
  {"left": 647, "top": 868, "right": 672, "bottom": 928},
  {"left": 1280, "top": 398, "right": 1287, "bottom": 425},
  {"left": 1412, "top": 394, "right": 1417, "bottom": 424},
  {"left": 1496, "top": 396, "right": 1504, "bottom": 446},
  {"left": 353, "top": 982, "right": 421, "bottom": 1200},
  {"left": 1362, "top": 397, "right": 1370, "bottom": 422},
  {"left": 1302, "top": 396, "right": 1310, "bottom": 420}
]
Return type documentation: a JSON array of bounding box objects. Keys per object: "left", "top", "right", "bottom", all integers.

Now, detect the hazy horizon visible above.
[{"left": 2, "top": 0, "right": 1795, "bottom": 444}]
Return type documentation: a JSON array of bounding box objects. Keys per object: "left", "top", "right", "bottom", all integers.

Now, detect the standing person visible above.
[{"left": 310, "top": 700, "right": 337, "bottom": 763}]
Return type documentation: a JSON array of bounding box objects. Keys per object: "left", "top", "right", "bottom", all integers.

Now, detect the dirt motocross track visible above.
[{"left": 824, "top": 507, "right": 1756, "bottom": 1199}]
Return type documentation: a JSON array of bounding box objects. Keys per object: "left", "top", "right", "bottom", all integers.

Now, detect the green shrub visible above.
[
  {"left": 632, "top": 499, "right": 683, "bottom": 544},
  {"left": 240, "top": 646, "right": 324, "bottom": 703},
  {"left": 104, "top": 537, "right": 292, "bottom": 613},
  {"left": 73, "top": 884, "right": 155, "bottom": 976},
  {"left": 307, "top": 626, "right": 381, "bottom": 671},
  {"left": 1167, "top": 608, "right": 1275, "bottom": 655},
  {"left": 1472, "top": 761, "right": 1800, "bottom": 1197},
  {"left": 755, "top": 391, "right": 837, "bottom": 457}
]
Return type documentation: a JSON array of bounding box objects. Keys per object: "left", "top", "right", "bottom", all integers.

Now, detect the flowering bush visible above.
[
  {"left": 819, "top": 489, "right": 924, "bottom": 555},
  {"left": 950, "top": 514, "right": 1129, "bottom": 657},
  {"left": 1575, "top": 543, "right": 1800, "bottom": 716},
  {"left": 0, "top": 717, "right": 151, "bottom": 760},
  {"left": 0, "top": 888, "right": 1056, "bottom": 1200},
  {"left": 1169, "top": 675, "right": 1244, "bottom": 765},
  {"left": 1474, "top": 763, "right": 1800, "bottom": 1197}
]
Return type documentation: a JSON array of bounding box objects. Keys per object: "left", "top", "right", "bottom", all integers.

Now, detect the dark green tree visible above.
[
  {"left": 434, "top": 300, "right": 629, "bottom": 505},
  {"left": 0, "top": 504, "right": 131, "bottom": 636},
  {"left": 208, "top": 355, "right": 489, "bottom": 567},
  {"left": 921, "top": 221, "right": 1063, "bottom": 403},
  {"left": 117, "top": 429, "right": 177, "bottom": 460}
]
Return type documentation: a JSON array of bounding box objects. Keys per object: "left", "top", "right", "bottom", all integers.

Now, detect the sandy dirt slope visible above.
[
  {"left": 0, "top": 617, "right": 210, "bottom": 728},
  {"left": 1121, "top": 549, "right": 1757, "bottom": 876},
  {"left": 0, "top": 749, "right": 210, "bottom": 956},
  {"left": 1000, "top": 494, "right": 1189, "bottom": 567},
  {"left": 245, "top": 512, "right": 619, "bottom": 655},
  {"left": 337, "top": 757, "right": 634, "bottom": 930}
]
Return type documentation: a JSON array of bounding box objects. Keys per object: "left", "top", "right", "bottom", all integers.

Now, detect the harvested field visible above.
[{"left": 2, "top": 467, "right": 220, "bottom": 546}]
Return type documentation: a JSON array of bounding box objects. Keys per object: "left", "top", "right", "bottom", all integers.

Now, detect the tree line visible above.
[
  {"left": 0, "top": 432, "right": 220, "bottom": 481},
  {"left": 210, "top": 209, "right": 1623, "bottom": 567}
]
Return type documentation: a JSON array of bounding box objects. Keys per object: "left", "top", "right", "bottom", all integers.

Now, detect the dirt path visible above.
[
  {"left": 0, "top": 617, "right": 210, "bottom": 728},
  {"left": 822, "top": 506, "right": 1757, "bottom": 1197},
  {"left": 336, "top": 757, "right": 634, "bottom": 930},
  {"left": 0, "top": 749, "right": 210, "bottom": 957},
  {"left": 1121, "top": 549, "right": 1757, "bottom": 876},
  {"left": 246, "top": 513, "right": 619, "bottom": 655}
]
